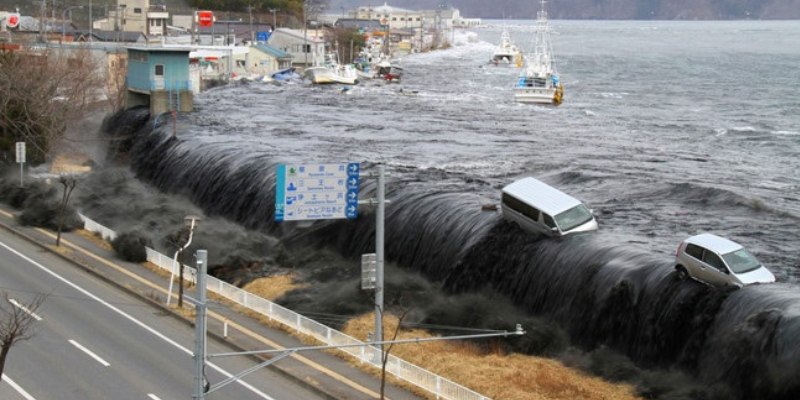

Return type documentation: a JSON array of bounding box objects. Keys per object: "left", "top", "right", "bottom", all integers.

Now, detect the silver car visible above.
[{"left": 674, "top": 233, "right": 775, "bottom": 288}]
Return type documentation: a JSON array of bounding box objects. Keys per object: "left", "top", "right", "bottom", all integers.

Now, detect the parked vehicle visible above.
[
  {"left": 674, "top": 233, "right": 775, "bottom": 287},
  {"left": 501, "top": 177, "right": 598, "bottom": 237}
]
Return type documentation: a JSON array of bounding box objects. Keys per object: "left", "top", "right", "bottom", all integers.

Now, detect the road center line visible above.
[
  {"left": 1, "top": 374, "right": 37, "bottom": 400},
  {"left": 8, "top": 299, "right": 43, "bottom": 321},
  {"left": 147, "top": 394, "right": 162, "bottom": 400},
  {"left": 68, "top": 339, "right": 111, "bottom": 367},
  {"left": 0, "top": 240, "right": 276, "bottom": 400}
]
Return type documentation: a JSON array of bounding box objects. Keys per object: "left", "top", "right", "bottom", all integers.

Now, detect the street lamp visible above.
[
  {"left": 167, "top": 215, "right": 201, "bottom": 307},
  {"left": 62, "top": 5, "right": 83, "bottom": 41}
]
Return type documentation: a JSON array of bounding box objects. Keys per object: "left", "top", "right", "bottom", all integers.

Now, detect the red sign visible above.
[
  {"left": 196, "top": 11, "right": 214, "bottom": 28},
  {"left": 6, "top": 13, "right": 20, "bottom": 29}
]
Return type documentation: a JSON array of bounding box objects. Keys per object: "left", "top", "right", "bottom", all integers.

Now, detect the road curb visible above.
[{"left": 0, "top": 213, "right": 340, "bottom": 400}]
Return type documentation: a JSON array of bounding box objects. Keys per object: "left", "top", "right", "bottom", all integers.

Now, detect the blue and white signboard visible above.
[{"left": 275, "top": 163, "right": 360, "bottom": 222}]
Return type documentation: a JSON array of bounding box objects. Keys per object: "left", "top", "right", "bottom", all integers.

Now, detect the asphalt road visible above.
[{"left": 0, "top": 228, "right": 328, "bottom": 400}]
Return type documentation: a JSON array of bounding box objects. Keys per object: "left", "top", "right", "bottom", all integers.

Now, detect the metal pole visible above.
[
  {"left": 193, "top": 249, "right": 208, "bottom": 400},
  {"left": 248, "top": 6, "right": 254, "bottom": 43},
  {"left": 88, "top": 0, "right": 92, "bottom": 42},
  {"left": 19, "top": 162, "right": 23, "bottom": 188},
  {"left": 374, "top": 164, "right": 385, "bottom": 364},
  {"left": 303, "top": 1, "right": 308, "bottom": 67}
]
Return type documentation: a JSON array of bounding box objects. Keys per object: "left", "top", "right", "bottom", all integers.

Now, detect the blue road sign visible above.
[{"left": 275, "top": 163, "right": 360, "bottom": 222}]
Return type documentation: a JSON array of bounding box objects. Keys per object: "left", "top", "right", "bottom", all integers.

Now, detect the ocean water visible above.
[
  {"left": 107, "top": 20, "right": 800, "bottom": 398},
  {"left": 185, "top": 20, "right": 800, "bottom": 280}
]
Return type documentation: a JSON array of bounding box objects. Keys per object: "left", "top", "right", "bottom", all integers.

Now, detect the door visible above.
[
  {"left": 153, "top": 64, "right": 165, "bottom": 89},
  {"left": 700, "top": 251, "right": 731, "bottom": 286}
]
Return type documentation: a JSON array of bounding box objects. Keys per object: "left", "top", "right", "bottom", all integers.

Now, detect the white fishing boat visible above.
[
  {"left": 514, "top": 0, "right": 564, "bottom": 105},
  {"left": 491, "top": 30, "right": 523, "bottom": 66},
  {"left": 304, "top": 53, "right": 359, "bottom": 85}
]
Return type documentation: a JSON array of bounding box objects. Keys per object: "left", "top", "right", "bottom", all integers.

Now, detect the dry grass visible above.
[
  {"left": 343, "top": 314, "right": 642, "bottom": 400},
  {"left": 75, "top": 229, "right": 114, "bottom": 251},
  {"left": 242, "top": 274, "right": 309, "bottom": 301}
]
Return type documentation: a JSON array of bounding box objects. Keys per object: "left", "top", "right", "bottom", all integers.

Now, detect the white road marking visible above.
[
  {"left": 1, "top": 374, "right": 37, "bottom": 400},
  {"left": 0, "top": 240, "right": 276, "bottom": 400},
  {"left": 68, "top": 339, "right": 111, "bottom": 367},
  {"left": 147, "top": 394, "right": 162, "bottom": 400},
  {"left": 8, "top": 299, "right": 42, "bottom": 321}
]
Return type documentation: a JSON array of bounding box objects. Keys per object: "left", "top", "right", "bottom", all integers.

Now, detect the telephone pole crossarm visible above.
[{"left": 203, "top": 350, "right": 296, "bottom": 396}]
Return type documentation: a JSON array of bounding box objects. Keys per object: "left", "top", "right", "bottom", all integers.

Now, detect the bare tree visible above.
[
  {"left": 379, "top": 306, "right": 410, "bottom": 400},
  {"left": 56, "top": 175, "right": 77, "bottom": 247},
  {"left": 0, "top": 292, "right": 46, "bottom": 377},
  {"left": 0, "top": 48, "right": 103, "bottom": 164}
]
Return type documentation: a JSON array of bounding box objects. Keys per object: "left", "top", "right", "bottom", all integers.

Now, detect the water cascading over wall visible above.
[{"left": 122, "top": 117, "right": 800, "bottom": 399}]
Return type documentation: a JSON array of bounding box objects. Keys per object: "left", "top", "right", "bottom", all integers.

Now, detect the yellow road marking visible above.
[{"left": 26, "top": 226, "right": 387, "bottom": 399}]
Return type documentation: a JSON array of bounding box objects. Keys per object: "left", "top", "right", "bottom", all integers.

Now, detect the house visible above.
[
  {"left": 334, "top": 18, "right": 385, "bottom": 33},
  {"left": 93, "top": 0, "right": 169, "bottom": 36},
  {"left": 247, "top": 44, "right": 292, "bottom": 76},
  {"left": 356, "top": 3, "right": 422, "bottom": 30},
  {"left": 78, "top": 30, "right": 148, "bottom": 43},
  {"left": 126, "top": 47, "right": 193, "bottom": 114},
  {"left": 267, "top": 28, "right": 325, "bottom": 69}
]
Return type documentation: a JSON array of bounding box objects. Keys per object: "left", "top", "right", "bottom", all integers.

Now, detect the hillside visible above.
[{"left": 329, "top": 0, "right": 800, "bottom": 19}]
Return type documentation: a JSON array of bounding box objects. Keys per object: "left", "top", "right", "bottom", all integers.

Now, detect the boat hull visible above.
[
  {"left": 513, "top": 86, "right": 563, "bottom": 105},
  {"left": 304, "top": 67, "right": 358, "bottom": 85}
]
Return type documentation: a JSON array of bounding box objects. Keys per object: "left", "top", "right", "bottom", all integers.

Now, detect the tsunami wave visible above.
[{"left": 109, "top": 111, "right": 800, "bottom": 399}]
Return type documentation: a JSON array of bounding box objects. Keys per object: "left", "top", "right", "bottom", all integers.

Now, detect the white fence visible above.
[{"left": 78, "top": 214, "right": 490, "bottom": 400}]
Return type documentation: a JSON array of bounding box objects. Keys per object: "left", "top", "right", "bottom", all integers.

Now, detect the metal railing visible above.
[{"left": 78, "top": 213, "right": 491, "bottom": 400}]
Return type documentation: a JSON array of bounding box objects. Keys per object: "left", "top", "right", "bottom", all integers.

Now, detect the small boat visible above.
[
  {"left": 491, "top": 30, "right": 522, "bottom": 66},
  {"left": 376, "top": 61, "right": 403, "bottom": 83},
  {"left": 304, "top": 53, "right": 359, "bottom": 85},
  {"left": 513, "top": 0, "right": 564, "bottom": 105},
  {"left": 271, "top": 67, "right": 298, "bottom": 81}
]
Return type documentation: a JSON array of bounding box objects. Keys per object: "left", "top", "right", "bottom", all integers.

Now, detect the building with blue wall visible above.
[{"left": 126, "top": 47, "right": 193, "bottom": 114}]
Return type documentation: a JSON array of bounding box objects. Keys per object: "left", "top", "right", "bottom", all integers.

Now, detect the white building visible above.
[
  {"left": 267, "top": 28, "right": 325, "bottom": 69},
  {"left": 356, "top": 3, "right": 422, "bottom": 30},
  {"left": 93, "top": 0, "right": 169, "bottom": 36}
]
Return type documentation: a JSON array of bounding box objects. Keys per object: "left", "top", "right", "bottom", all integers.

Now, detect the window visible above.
[
  {"left": 702, "top": 252, "right": 727, "bottom": 273},
  {"left": 722, "top": 249, "right": 761, "bottom": 274},
  {"left": 154, "top": 64, "right": 164, "bottom": 76},
  {"left": 542, "top": 214, "right": 556, "bottom": 229},
  {"left": 392, "top": 17, "right": 397, "bottom": 21},
  {"left": 400, "top": 17, "right": 405, "bottom": 21},
  {"left": 303, "top": 44, "right": 311, "bottom": 53},
  {"left": 156, "top": 19, "right": 162, "bottom": 26},
  {"left": 685, "top": 244, "right": 703, "bottom": 260},
  {"left": 134, "top": 7, "right": 142, "bottom": 14},
  {"left": 555, "top": 205, "right": 593, "bottom": 232},
  {"left": 501, "top": 194, "right": 540, "bottom": 222}
]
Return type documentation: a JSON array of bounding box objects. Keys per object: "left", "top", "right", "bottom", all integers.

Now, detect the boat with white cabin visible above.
[
  {"left": 513, "top": 0, "right": 564, "bottom": 105},
  {"left": 304, "top": 53, "right": 359, "bottom": 85},
  {"left": 491, "top": 30, "right": 523, "bottom": 66}
]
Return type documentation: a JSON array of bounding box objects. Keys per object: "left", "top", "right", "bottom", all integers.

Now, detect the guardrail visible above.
[{"left": 78, "top": 213, "right": 490, "bottom": 400}]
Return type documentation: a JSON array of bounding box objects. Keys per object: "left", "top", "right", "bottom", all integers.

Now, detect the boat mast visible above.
[{"left": 532, "top": 0, "right": 555, "bottom": 74}]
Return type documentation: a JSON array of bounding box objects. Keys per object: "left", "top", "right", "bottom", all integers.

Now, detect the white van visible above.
[{"left": 501, "top": 177, "right": 598, "bottom": 237}]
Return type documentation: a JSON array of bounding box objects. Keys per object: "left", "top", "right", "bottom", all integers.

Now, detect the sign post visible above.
[
  {"left": 275, "top": 163, "right": 360, "bottom": 222},
  {"left": 15, "top": 141, "right": 25, "bottom": 187}
]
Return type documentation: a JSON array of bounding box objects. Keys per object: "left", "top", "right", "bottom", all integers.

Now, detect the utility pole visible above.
[
  {"left": 39, "top": 1, "right": 46, "bottom": 42},
  {"left": 88, "top": 0, "right": 92, "bottom": 42},
  {"left": 268, "top": 8, "right": 277, "bottom": 30},
  {"left": 373, "top": 164, "right": 385, "bottom": 364},
  {"left": 247, "top": 5, "right": 254, "bottom": 43},
  {"left": 303, "top": 0, "right": 308, "bottom": 67},
  {"left": 193, "top": 250, "right": 208, "bottom": 400}
]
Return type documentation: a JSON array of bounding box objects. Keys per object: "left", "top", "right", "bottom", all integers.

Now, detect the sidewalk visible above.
[{"left": 0, "top": 205, "right": 424, "bottom": 400}]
